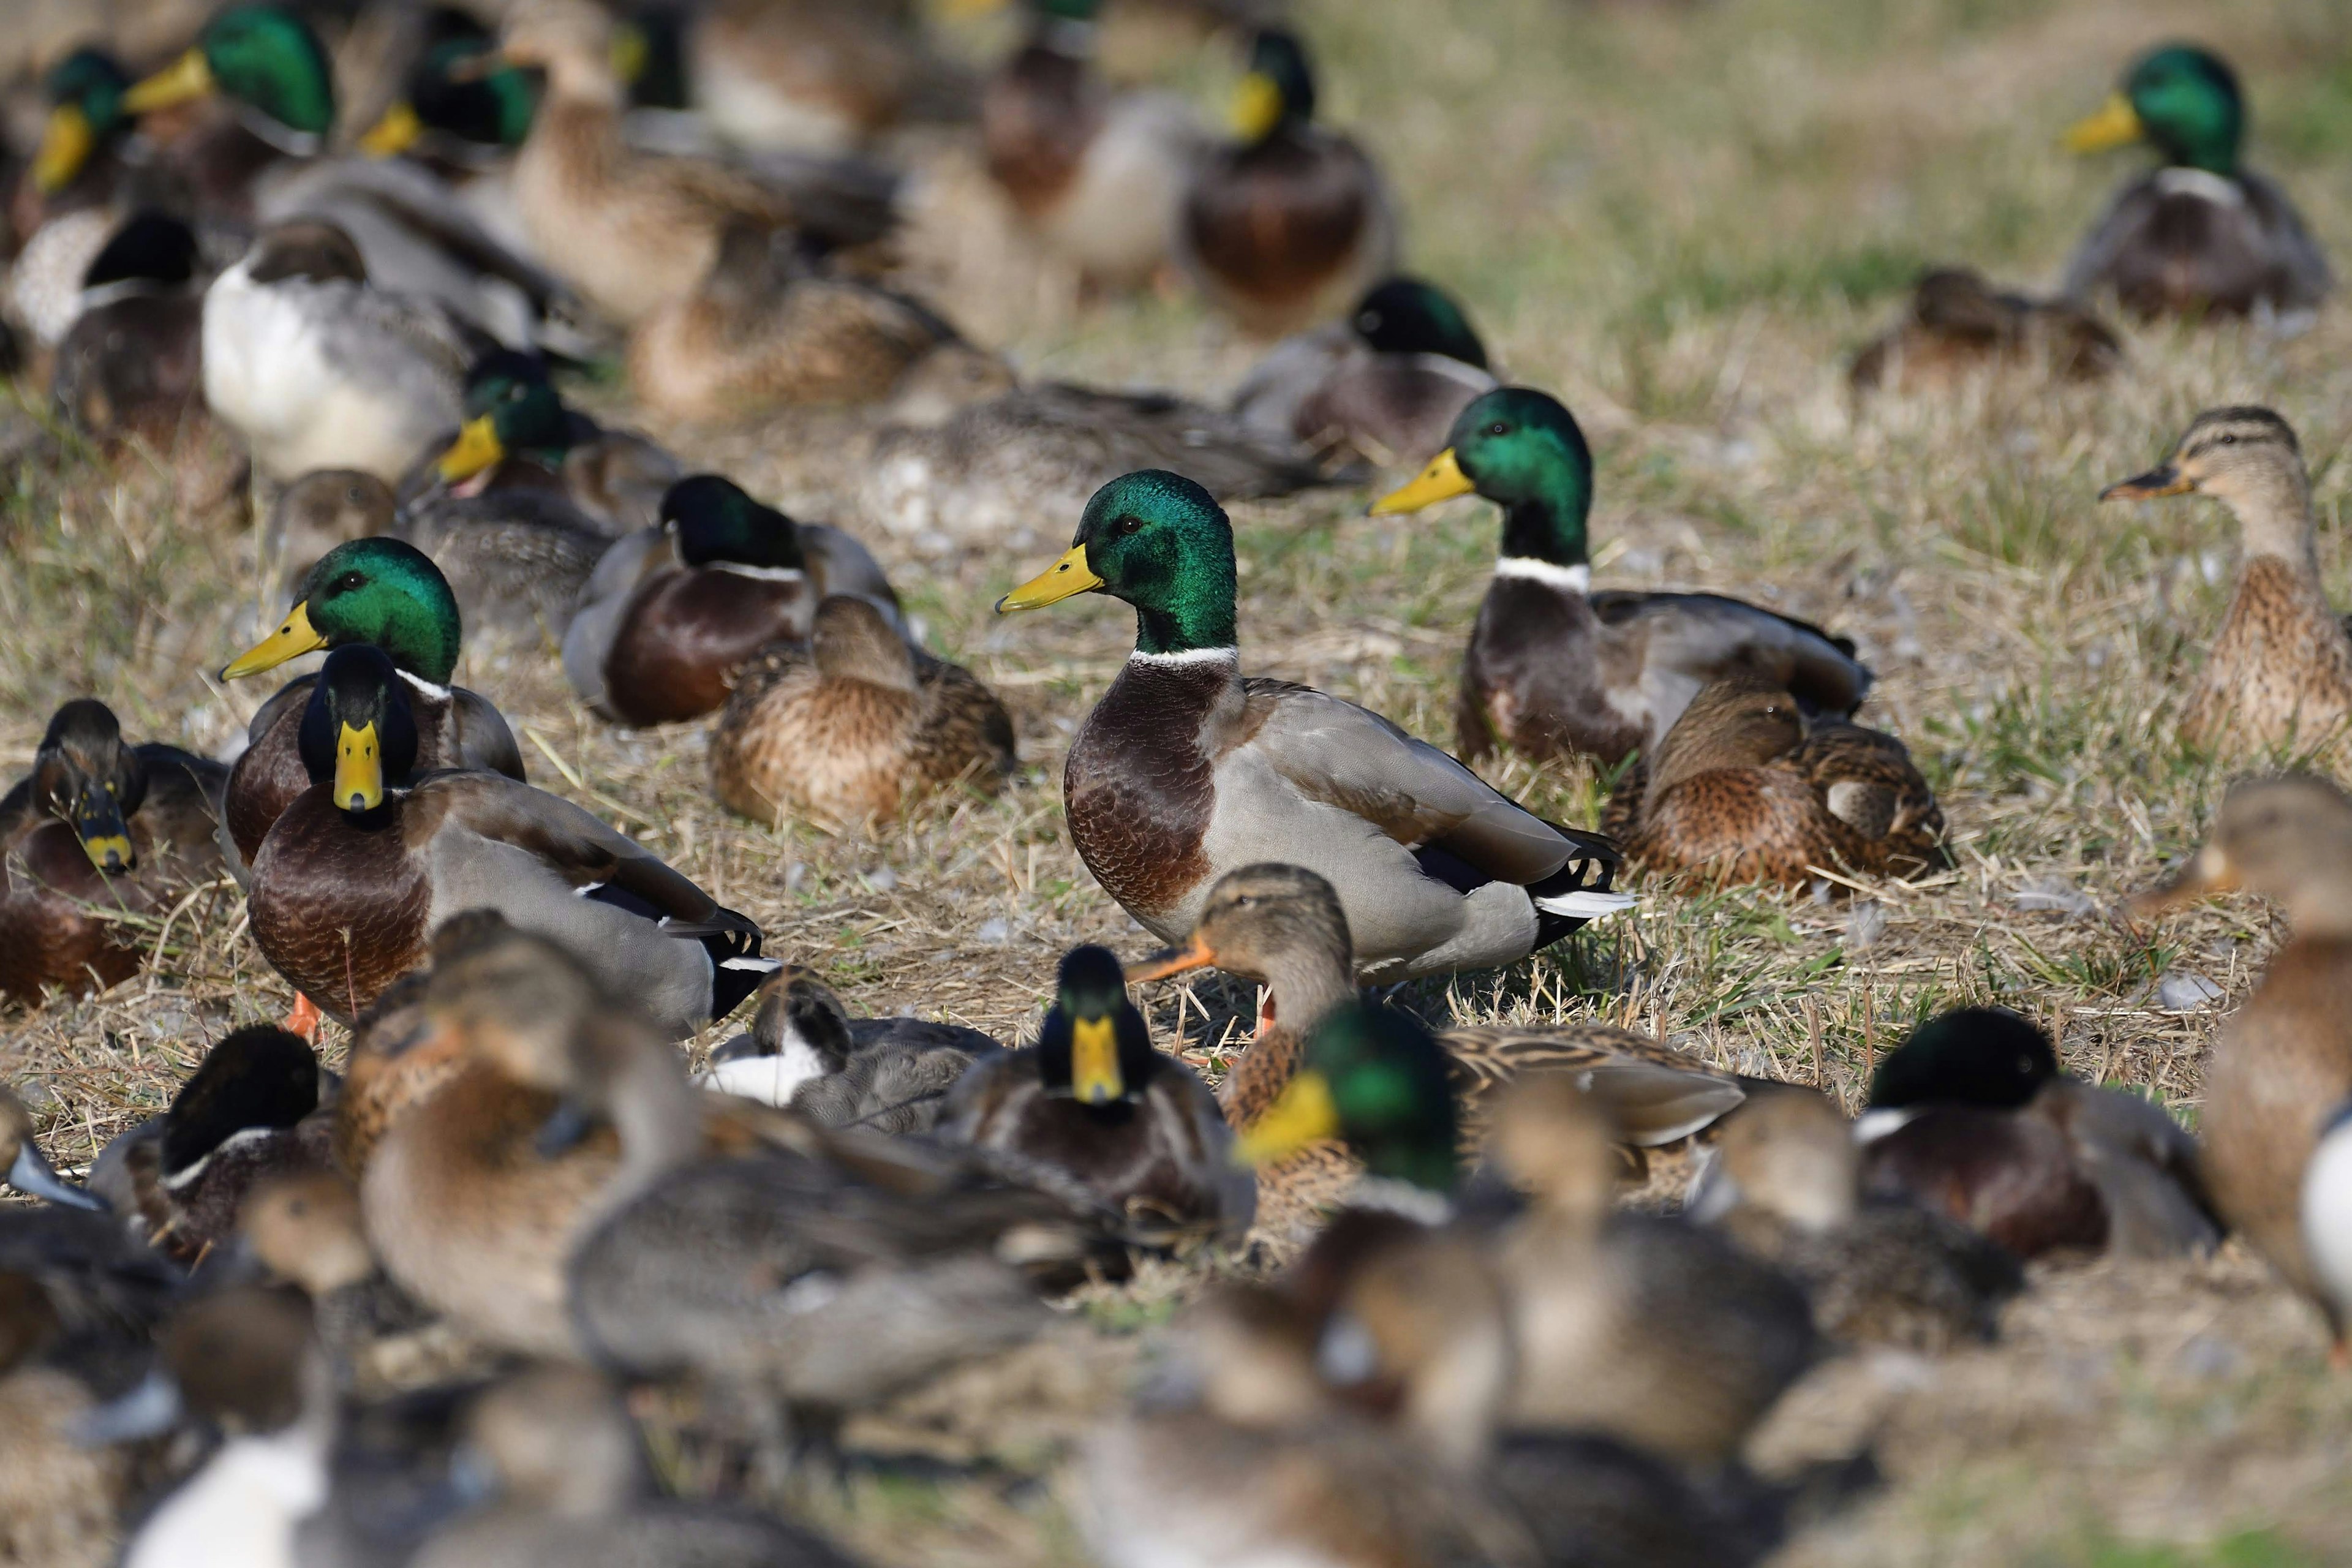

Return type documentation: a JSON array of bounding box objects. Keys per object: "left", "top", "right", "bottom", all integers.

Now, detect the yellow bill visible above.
[
  {"left": 610, "top": 24, "right": 649, "bottom": 86},
  {"left": 1069, "top": 1015, "right": 1125, "bottom": 1105},
  {"left": 1231, "top": 70, "right": 1284, "bottom": 141},
  {"left": 123, "top": 48, "right": 216, "bottom": 115},
  {"left": 75, "top": 787, "right": 135, "bottom": 873},
  {"left": 436, "top": 414, "right": 505, "bottom": 483},
  {"left": 2065, "top": 92, "right": 2144, "bottom": 154},
  {"left": 997, "top": 545, "right": 1103, "bottom": 612},
  {"left": 1233, "top": 1068, "right": 1340, "bottom": 1168},
  {"left": 358, "top": 100, "right": 424, "bottom": 157},
  {"left": 1124, "top": 934, "right": 1216, "bottom": 986},
  {"left": 1370, "top": 447, "right": 1476, "bottom": 515},
  {"left": 939, "top": 0, "right": 1011, "bottom": 18},
  {"left": 32, "top": 104, "right": 94, "bottom": 194},
  {"left": 336, "top": 721, "right": 384, "bottom": 812},
  {"left": 2099, "top": 465, "right": 2193, "bottom": 502},
  {"left": 223, "top": 600, "right": 326, "bottom": 680},
  {"left": 2130, "top": 842, "right": 2237, "bottom": 918}
]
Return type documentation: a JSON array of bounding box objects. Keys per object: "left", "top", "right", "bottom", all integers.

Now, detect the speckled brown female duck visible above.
[
  {"left": 1849, "top": 267, "right": 2120, "bottom": 394},
  {"left": 710, "top": 595, "right": 1015, "bottom": 827},
  {"left": 0, "top": 699, "right": 228, "bottom": 1004},
  {"left": 1602, "top": 672, "right": 1945, "bottom": 888},
  {"left": 1371, "top": 388, "right": 1872, "bottom": 768},
  {"left": 2103, "top": 408, "right": 2352, "bottom": 759}
]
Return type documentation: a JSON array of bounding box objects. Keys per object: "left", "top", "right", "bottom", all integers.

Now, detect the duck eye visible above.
[
  {"left": 333, "top": 572, "right": 364, "bottom": 594},
  {"left": 1117, "top": 515, "right": 1144, "bottom": 537},
  {"left": 1486, "top": 421, "right": 1508, "bottom": 437}
]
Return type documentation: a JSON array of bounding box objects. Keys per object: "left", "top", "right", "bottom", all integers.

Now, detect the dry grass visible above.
[{"left": 8, "top": 0, "right": 2352, "bottom": 1560}]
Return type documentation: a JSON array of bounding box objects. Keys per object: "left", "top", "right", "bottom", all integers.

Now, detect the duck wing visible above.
[
  {"left": 449, "top": 689, "right": 527, "bottom": 782},
  {"left": 1588, "top": 590, "right": 1871, "bottom": 735},
  {"left": 1439, "top": 1024, "right": 1749, "bottom": 1145}
]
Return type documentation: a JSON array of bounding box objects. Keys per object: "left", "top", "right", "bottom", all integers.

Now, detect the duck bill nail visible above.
[
  {"left": 1231, "top": 72, "right": 1284, "bottom": 141},
  {"left": 1124, "top": 938, "right": 1215, "bottom": 984},
  {"left": 336, "top": 722, "right": 385, "bottom": 813},
  {"left": 1369, "top": 448, "right": 1473, "bottom": 515},
  {"left": 2131, "top": 845, "right": 2237, "bottom": 916},
  {"left": 358, "top": 101, "right": 424, "bottom": 157},
  {"left": 122, "top": 48, "right": 215, "bottom": 115},
  {"left": 996, "top": 545, "right": 1102, "bottom": 613},
  {"left": 32, "top": 104, "right": 93, "bottom": 194},
  {"left": 2099, "top": 467, "right": 2191, "bottom": 502},
  {"left": 2064, "top": 92, "right": 2144, "bottom": 154},
  {"left": 1071, "top": 1017, "right": 1125, "bottom": 1104},
  {"left": 222, "top": 600, "right": 325, "bottom": 680},
  {"left": 436, "top": 414, "right": 505, "bottom": 482},
  {"left": 7, "top": 1144, "right": 106, "bottom": 1211},
  {"left": 1232, "top": 1070, "right": 1340, "bottom": 1169}
]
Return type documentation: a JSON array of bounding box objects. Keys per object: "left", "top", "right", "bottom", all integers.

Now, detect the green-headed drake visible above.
[
  {"left": 122, "top": 3, "right": 336, "bottom": 221},
  {"left": 7, "top": 53, "right": 143, "bottom": 353},
  {"left": 1371, "top": 387, "right": 1872, "bottom": 767},
  {"left": 357, "top": 23, "right": 540, "bottom": 167},
  {"left": 2061, "top": 44, "right": 2329, "bottom": 320},
  {"left": 421, "top": 351, "right": 680, "bottom": 535},
  {"left": 998, "top": 469, "right": 1629, "bottom": 983},
  {"left": 27, "top": 48, "right": 135, "bottom": 205},
  {"left": 247, "top": 646, "right": 767, "bottom": 1035},
  {"left": 221, "top": 537, "right": 525, "bottom": 865}
]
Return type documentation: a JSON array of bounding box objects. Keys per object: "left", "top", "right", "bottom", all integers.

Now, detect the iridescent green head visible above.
[
  {"left": 466, "top": 356, "right": 573, "bottom": 460},
  {"left": 1235, "top": 1001, "right": 1460, "bottom": 1195},
  {"left": 1372, "top": 387, "right": 1594, "bottom": 568},
  {"left": 413, "top": 36, "right": 540, "bottom": 146},
  {"left": 124, "top": 6, "right": 337, "bottom": 137},
  {"left": 222, "top": 538, "right": 463, "bottom": 687},
  {"left": 660, "top": 477, "right": 805, "bottom": 571},
  {"left": 997, "top": 470, "right": 1239, "bottom": 658},
  {"left": 32, "top": 50, "right": 132, "bottom": 193},
  {"left": 1232, "top": 29, "right": 1316, "bottom": 143},
  {"left": 2067, "top": 45, "right": 2242, "bottom": 175},
  {"left": 1352, "top": 277, "right": 1488, "bottom": 369}
]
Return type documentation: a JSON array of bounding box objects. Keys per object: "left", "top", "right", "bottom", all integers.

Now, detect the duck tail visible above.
[
  {"left": 702, "top": 907, "right": 778, "bottom": 1020},
  {"left": 1528, "top": 822, "right": 1632, "bottom": 947}
]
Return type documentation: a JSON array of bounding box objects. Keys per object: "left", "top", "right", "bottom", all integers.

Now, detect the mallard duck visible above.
[
  {"left": 943, "top": 945, "right": 1251, "bottom": 1246},
  {"left": 417, "top": 351, "right": 681, "bottom": 535},
  {"left": 1849, "top": 267, "right": 2121, "bottom": 394},
  {"left": 0, "top": 699, "right": 230, "bottom": 1005},
  {"left": 699, "top": 966, "right": 1002, "bottom": 1129},
  {"left": 356, "top": 18, "right": 538, "bottom": 170},
  {"left": 1231, "top": 275, "right": 1498, "bottom": 467},
  {"left": 1371, "top": 388, "right": 1872, "bottom": 766},
  {"left": 710, "top": 595, "right": 1017, "bottom": 827},
  {"left": 1858, "top": 1006, "right": 2218, "bottom": 1260},
  {"left": 980, "top": 0, "right": 1207, "bottom": 290},
  {"left": 1177, "top": 28, "right": 1396, "bottom": 335},
  {"left": 219, "top": 536, "right": 525, "bottom": 865},
  {"left": 49, "top": 211, "right": 211, "bottom": 444},
  {"left": 236, "top": 1170, "right": 436, "bottom": 1393},
  {"left": 2101, "top": 407, "right": 2352, "bottom": 758},
  {"left": 564, "top": 474, "right": 902, "bottom": 727},
  {"left": 200, "top": 219, "right": 478, "bottom": 484},
  {"left": 998, "top": 470, "right": 1630, "bottom": 982},
  {"left": 119, "top": 4, "right": 336, "bottom": 221},
  {"left": 2061, "top": 45, "right": 2331, "bottom": 322},
  {"left": 246, "top": 646, "right": 769, "bottom": 1035},
  {"left": 1600, "top": 671, "right": 1945, "bottom": 888},
  {"left": 2133, "top": 774, "right": 2352, "bottom": 1342},
  {"left": 16, "top": 48, "right": 135, "bottom": 221},
  {"left": 1686, "top": 1087, "right": 2023, "bottom": 1352},
  {"left": 685, "top": 0, "right": 935, "bottom": 154}
]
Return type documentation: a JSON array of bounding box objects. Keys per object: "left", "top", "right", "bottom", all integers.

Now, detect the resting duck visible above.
[
  {"left": 999, "top": 470, "right": 1630, "bottom": 982},
  {"left": 563, "top": 475, "right": 902, "bottom": 727},
  {"left": 1231, "top": 275, "right": 1498, "bottom": 467},
  {"left": 420, "top": 352, "right": 680, "bottom": 535},
  {"left": 219, "top": 537, "right": 526, "bottom": 865},
  {"left": 1602, "top": 671, "right": 1945, "bottom": 888},
  {"left": 247, "top": 646, "right": 768, "bottom": 1035},
  {"left": 1849, "top": 267, "right": 2121, "bottom": 394},
  {"left": 981, "top": 0, "right": 1207, "bottom": 290},
  {"left": 683, "top": 0, "right": 935, "bottom": 154},
  {"left": 2135, "top": 774, "right": 2352, "bottom": 1344},
  {"left": 1177, "top": 28, "right": 1396, "bottom": 335},
  {"left": 0, "top": 700, "right": 230, "bottom": 1005},
  {"left": 49, "top": 212, "right": 213, "bottom": 446},
  {"left": 1371, "top": 388, "right": 1873, "bottom": 766},
  {"left": 2101, "top": 407, "right": 2352, "bottom": 759},
  {"left": 710, "top": 595, "right": 1016, "bottom": 827},
  {"left": 699, "top": 967, "right": 1001, "bottom": 1132},
  {"left": 2061, "top": 45, "right": 2330, "bottom": 322},
  {"left": 1858, "top": 1006, "right": 2218, "bottom": 1261},
  {"left": 15, "top": 48, "right": 136, "bottom": 225},
  {"left": 943, "top": 945, "right": 1251, "bottom": 1246},
  {"left": 119, "top": 3, "right": 336, "bottom": 222}
]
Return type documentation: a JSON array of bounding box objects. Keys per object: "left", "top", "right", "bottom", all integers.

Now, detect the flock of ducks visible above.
[{"left": 0, "top": 1, "right": 2349, "bottom": 1564}]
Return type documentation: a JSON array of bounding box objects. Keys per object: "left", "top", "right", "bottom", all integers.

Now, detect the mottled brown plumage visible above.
[
  {"left": 1849, "top": 268, "right": 2121, "bottom": 394},
  {"left": 710, "top": 597, "right": 1016, "bottom": 827}
]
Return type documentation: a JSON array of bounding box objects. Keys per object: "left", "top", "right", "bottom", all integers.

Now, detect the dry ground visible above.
[{"left": 7, "top": 0, "right": 2352, "bottom": 1561}]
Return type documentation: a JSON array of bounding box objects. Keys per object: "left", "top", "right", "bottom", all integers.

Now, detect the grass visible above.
[{"left": 9, "top": 0, "right": 2352, "bottom": 1559}]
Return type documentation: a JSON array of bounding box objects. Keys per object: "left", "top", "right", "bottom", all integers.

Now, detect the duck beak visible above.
[
  {"left": 997, "top": 545, "right": 1102, "bottom": 612},
  {"left": 2099, "top": 464, "right": 2194, "bottom": 502},
  {"left": 2065, "top": 92, "right": 2144, "bottom": 154},
  {"left": 7, "top": 1142, "right": 107, "bottom": 1211},
  {"left": 32, "top": 104, "right": 94, "bottom": 194},
  {"left": 1069, "top": 1016, "right": 1125, "bottom": 1106},
  {"left": 1233, "top": 1068, "right": 1340, "bottom": 1168},
  {"left": 2130, "top": 842, "right": 2237, "bottom": 917},
  {"left": 1231, "top": 71, "right": 1284, "bottom": 141},
  {"left": 335, "top": 722, "right": 385, "bottom": 813},
  {"left": 939, "top": 0, "right": 1009, "bottom": 16},
  {"left": 123, "top": 48, "right": 216, "bottom": 115},
  {"left": 358, "top": 100, "right": 425, "bottom": 157},
  {"left": 1369, "top": 448, "right": 1474, "bottom": 515},
  {"left": 1125, "top": 934, "right": 1217, "bottom": 984},
  {"left": 72, "top": 787, "right": 136, "bottom": 874},
  {"left": 223, "top": 600, "right": 326, "bottom": 680},
  {"left": 436, "top": 414, "right": 505, "bottom": 483},
  {"left": 609, "top": 23, "right": 649, "bottom": 86}
]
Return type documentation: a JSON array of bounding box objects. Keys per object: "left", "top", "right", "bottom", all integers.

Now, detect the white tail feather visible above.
[{"left": 1533, "top": 889, "right": 1636, "bottom": 919}]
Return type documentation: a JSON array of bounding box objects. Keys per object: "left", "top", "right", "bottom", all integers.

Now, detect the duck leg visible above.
[{"left": 285, "top": 991, "right": 323, "bottom": 1042}]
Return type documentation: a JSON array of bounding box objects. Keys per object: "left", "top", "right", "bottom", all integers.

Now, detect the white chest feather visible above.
[{"left": 123, "top": 1428, "right": 327, "bottom": 1568}]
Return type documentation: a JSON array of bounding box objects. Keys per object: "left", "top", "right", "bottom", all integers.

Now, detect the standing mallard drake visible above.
[
  {"left": 981, "top": 0, "right": 1207, "bottom": 290},
  {"left": 0, "top": 700, "right": 229, "bottom": 1005},
  {"left": 248, "top": 646, "right": 768, "bottom": 1034},
  {"left": 1177, "top": 28, "right": 1396, "bottom": 336},
  {"left": 1231, "top": 275, "right": 1498, "bottom": 467},
  {"left": 2102, "top": 407, "right": 2352, "bottom": 759},
  {"left": 1371, "top": 388, "right": 1872, "bottom": 767},
  {"left": 420, "top": 352, "right": 681, "bottom": 536},
  {"left": 2061, "top": 45, "right": 2330, "bottom": 322},
  {"left": 710, "top": 595, "right": 1016, "bottom": 827},
  {"left": 563, "top": 475, "right": 902, "bottom": 727},
  {"left": 1849, "top": 267, "right": 2121, "bottom": 394},
  {"left": 998, "top": 470, "right": 1629, "bottom": 982},
  {"left": 1601, "top": 672, "right": 1945, "bottom": 889},
  {"left": 220, "top": 537, "right": 526, "bottom": 865},
  {"left": 943, "top": 946, "right": 1252, "bottom": 1247}
]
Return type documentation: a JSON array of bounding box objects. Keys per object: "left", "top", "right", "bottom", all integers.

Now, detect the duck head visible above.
[
  {"left": 0, "top": 1085, "right": 107, "bottom": 1211},
  {"left": 498, "top": 0, "right": 625, "bottom": 107},
  {"left": 659, "top": 475, "right": 807, "bottom": 573},
  {"left": 810, "top": 597, "right": 916, "bottom": 690},
  {"left": 32, "top": 49, "right": 131, "bottom": 194},
  {"left": 1351, "top": 278, "right": 1488, "bottom": 371},
  {"left": 2066, "top": 45, "right": 2242, "bottom": 176},
  {"left": 2101, "top": 408, "right": 2310, "bottom": 560},
  {"left": 298, "top": 645, "right": 421, "bottom": 815},
  {"left": 1687, "top": 1088, "right": 1857, "bottom": 1234},
  {"left": 437, "top": 354, "right": 571, "bottom": 482},
  {"left": 1372, "top": 387, "right": 1596, "bottom": 575},
  {"left": 225, "top": 537, "right": 464, "bottom": 688},
  {"left": 1236, "top": 1001, "right": 1460, "bottom": 1197},
  {"left": 29, "top": 699, "right": 144, "bottom": 873},
  {"left": 1036, "top": 946, "right": 1157, "bottom": 1107},
  {"left": 160, "top": 1026, "right": 321, "bottom": 1187},
  {"left": 1643, "top": 673, "right": 1805, "bottom": 807},
  {"left": 1485, "top": 1071, "right": 1619, "bottom": 1227},
  {"left": 241, "top": 1171, "right": 376, "bottom": 1298},
  {"left": 998, "top": 469, "right": 1238, "bottom": 658},
  {"left": 124, "top": 5, "right": 336, "bottom": 141},
  {"left": 363, "top": 29, "right": 541, "bottom": 156},
  {"left": 83, "top": 211, "right": 201, "bottom": 294},
  {"left": 1869, "top": 1006, "right": 2057, "bottom": 1113},
  {"left": 1232, "top": 28, "right": 1316, "bottom": 145},
  {"left": 2133, "top": 774, "right": 2352, "bottom": 937},
  {"left": 1126, "top": 864, "right": 1359, "bottom": 1032}
]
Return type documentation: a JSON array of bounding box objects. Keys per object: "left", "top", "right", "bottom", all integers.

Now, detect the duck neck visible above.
[
  {"left": 1134, "top": 600, "right": 1238, "bottom": 662},
  {"left": 2218, "top": 467, "right": 2318, "bottom": 578},
  {"left": 1496, "top": 497, "right": 1590, "bottom": 582}
]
